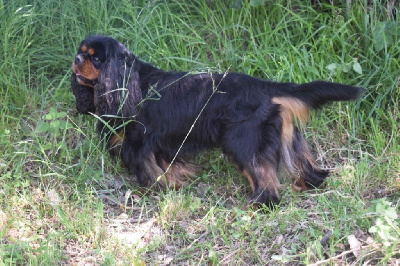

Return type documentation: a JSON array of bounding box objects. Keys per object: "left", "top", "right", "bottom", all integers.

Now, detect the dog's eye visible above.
[{"left": 92, "top": 56, "right": 100, "bottom": 63}]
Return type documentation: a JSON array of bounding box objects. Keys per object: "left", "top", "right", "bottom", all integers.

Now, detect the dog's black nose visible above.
[{"left": 74, "top": 55, "right": 83, "bottom": 65}]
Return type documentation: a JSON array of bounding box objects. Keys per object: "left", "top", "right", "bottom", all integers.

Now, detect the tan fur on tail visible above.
[
  {"left": 271, "top": 97, "right": 309, "bottom": 145},
  {"left": 272, "top": 97, "right": 312, "bottom": 176}
]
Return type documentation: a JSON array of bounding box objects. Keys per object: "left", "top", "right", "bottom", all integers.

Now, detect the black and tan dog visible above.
[{"left": 71, "top": 35, "right": 363, "bottom": 207}]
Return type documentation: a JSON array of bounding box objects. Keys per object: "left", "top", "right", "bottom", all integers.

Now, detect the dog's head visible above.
[{"left": 71, "top": 35, "right": 141, "bottom": 117}]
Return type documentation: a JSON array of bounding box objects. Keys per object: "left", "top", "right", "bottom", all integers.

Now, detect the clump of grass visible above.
[{"left": 1, "top": 0, "right": 399, "bottom": 264}]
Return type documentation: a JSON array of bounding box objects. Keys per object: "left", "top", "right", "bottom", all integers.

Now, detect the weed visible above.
[{"left": 368, "top": 198, "right": 400, "bottom": 248}]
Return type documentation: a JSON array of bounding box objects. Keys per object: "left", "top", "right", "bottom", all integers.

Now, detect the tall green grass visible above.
[{"left": 1, "top": 0, "right": 399, "bottom": 264}]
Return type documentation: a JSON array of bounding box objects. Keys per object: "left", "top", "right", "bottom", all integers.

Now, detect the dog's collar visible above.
[{"left": 77, "top": 75, "right": 99, "bottom": 86}]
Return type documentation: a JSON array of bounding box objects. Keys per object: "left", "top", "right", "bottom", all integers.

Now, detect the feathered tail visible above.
[{"left": 271, "top": 81, "right": 364, "bottom": 190}]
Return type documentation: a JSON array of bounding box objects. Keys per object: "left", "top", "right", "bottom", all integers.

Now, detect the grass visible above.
[{"left": 0, "top": 0, "right": 399, "bottom": 264}]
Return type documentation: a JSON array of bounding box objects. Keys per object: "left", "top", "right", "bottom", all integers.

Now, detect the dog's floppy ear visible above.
[
  {"left": 96, "top": 41, "right": 141, "bottom": 118},
  {"left": 71, "top": 73, "right": 95, "bottom": 114}
]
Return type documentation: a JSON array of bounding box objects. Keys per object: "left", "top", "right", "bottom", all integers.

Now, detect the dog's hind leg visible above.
[
  {"left": 282, "top": 128, "right": 329, "bottom": 191},
  {"left": 241, "top": 160, "right": 281, "bottom": 208},
  {"left": 272, "top": 96, "right": 329, "bottom": 191},
  {"left": 222, "top": 117, "right": 283, "bottom": 208}
]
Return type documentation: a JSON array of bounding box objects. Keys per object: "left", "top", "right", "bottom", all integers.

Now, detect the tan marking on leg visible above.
[
  {"left": 254, "top": 164, "right": 281, "bottom": 197},
  {"left": 107, "top": 130, "right": 125, "bottom": 155},
  {"left": 242, "top": 170, "right": 255, "bottom": 193},
  {"left": 159, "top": 159, "right": 197, "bottom": 189},
  {"left": 135, "top": 153, "right": 165, "bottom": 188},
  {"left": 245, "top": 163, "right": 281, "bottom": 209},
  {"left": 292, "top": 176, "right": 309, "bottom": 192}
]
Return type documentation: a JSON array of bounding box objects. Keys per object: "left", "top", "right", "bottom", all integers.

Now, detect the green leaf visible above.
[
  {"left": 36, "top": 121, "right": 50, "bottom": 133},
  {"left": 352, "top": 61, "right": 362, "bottom": 74},
  {"left": 385, "top": 21, "right": 400, "bottom": 34},
  {"left": 326, "top": 63, "right": 337, "bottom": 72},
  {"left": 59, "top": 120, "right": 69, "bottom": 129},
  {"left": 50, "top": 120, "right": 60, "bottom": 129},
  {"left": 342, "top": 63, "right": 351, "bottom": 73},
  {"left": 43, "top": 142, "right": 53, "bottom": 150},
  {"left": 55, "top": 111, "right": 67, "bottom": 119},
  {"left": 372, "top": 22, "right": 385, "bottom": 51},
  {"left": 369, "top": 225, "right": 377, "bottom": 233},
  {"left": 384, "top": 207, "right": 398, "bottom": 220},
  {"left": 45, "top": 107, "right": 58, "bottom": 120},
  {"left": 372, "top": 21, "right": 399, "bottom": 51}
]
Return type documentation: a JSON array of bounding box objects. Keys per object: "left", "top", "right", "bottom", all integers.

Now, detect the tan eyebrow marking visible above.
[
  {"left": 88, "top": 48, "right": 95, "bottom": 56},
  {"left": 81, "top": 45, "right": 88, "bottom": 52}
]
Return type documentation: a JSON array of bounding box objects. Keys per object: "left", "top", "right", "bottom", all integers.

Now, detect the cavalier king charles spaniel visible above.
[{"left": 72, "top": 35, "right": 363, "bottom": 207}]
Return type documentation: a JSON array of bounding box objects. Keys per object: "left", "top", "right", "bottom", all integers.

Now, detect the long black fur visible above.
[{"left": 71, "top": 35, "right": 364, "bottom": 207}]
